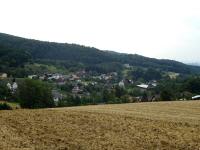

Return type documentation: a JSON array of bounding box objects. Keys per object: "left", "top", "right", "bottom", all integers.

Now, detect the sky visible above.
[{"left": 0, "top": 0, "right": 200, "bottom": 63}]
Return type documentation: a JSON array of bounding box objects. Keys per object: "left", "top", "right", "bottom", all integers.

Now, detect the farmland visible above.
[{"left": 0, "top": 101, "right": 200, "bottom": 150}]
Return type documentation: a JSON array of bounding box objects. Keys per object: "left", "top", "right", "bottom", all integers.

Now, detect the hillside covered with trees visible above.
[
  {"left": 0, "top": 33, "right": 200, "bottom": 77},
  {"left": 1, "top": 33, "right": 200, "bottom": 109}
]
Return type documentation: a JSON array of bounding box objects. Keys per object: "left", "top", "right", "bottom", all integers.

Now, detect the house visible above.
[
  {"left": 119, "top": 80, "right": 125, "bottom": 88},
  {"left": 82, "top": 82, "right": 89, "bottom": 86},
  {"left": 12, "top": 82, "right": 18, "bottom": 91},
  {"left": 63, "top": 75, "right": 71, "bottom": 80},
  {"left": 0, "top": 73, "right": 7, "bottom": 79},
  {"left": 52, "top": 90, "right": 63, "bottom": 103},
  {"left": 137, "top": 84, "right": 149, "bottom": 89},
  {"left": 90, "top": 82, "right": 97, "bottom": 86},
  {"left": 39, "top": 75, "right": 45, "bottom": 80},
  {"left": 148, "top": 80, "right": 157, "bottom": 88},
  {"left": 149, "top": 94, "right": 160, "bottom": 102},
  {"left": 77, "top": 79, "right": 82, "bottom": 83},
  {"left": 52, "top": 74, "right": 63, "bottom": 80},
  {"left": 133, "top": 96, "right": 142, "bottom": 102},
  {"left": 44, "top": 74, "right": 62, "bottom": 81},
  {"left": 111, "top": 72, "right": 118, "bottom": 76},
  {"left": 124, "top": 79, "right": 134, "bottom": 85},
  {"left": 124, "top": 64, "right": 131, "bottom": 68},
  {"left": 7, "top": 83, "right": 12, "bottom": 90},
  {"left": 44, "top": 74, "right": 52, "bottom": 80},
  {"left": 136, "top": 84, "right": 149, "bottom": 92},
  {"left": 168, "top": 72, "right": 179, "bottom": 79},
  {"left": 100, "top": 74, "right": 106, "bottom": 80},
  {"left": 57, "top": 80, "right": 66, "bottom": 85},
  {"left": 76, "top": 70, "right": 86, "bottom": 77},
  {"left": 104, "top": 76, "right": 111, "bottom": 80},
  {"left": 72, "top": 86, "right": 82, "bottom": 94},
  {"left": 70, "top": 74, "right": 79, "bottom": 81},
  {"left": 7, "top": 82, "right": 18, "bottom": 93},
  {"left": 28, "top": 75, "right": 38, "bottom": 79},
  {"left": 192, "top": 95, "right": 200, "bottom": 100}
]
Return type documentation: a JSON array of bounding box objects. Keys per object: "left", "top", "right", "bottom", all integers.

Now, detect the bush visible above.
[
  {"left": 0, "top": 103, "right": 12, "bottom": 110},
  {"left": 0, "top": 82, "right": 11, "bottom": 100}
]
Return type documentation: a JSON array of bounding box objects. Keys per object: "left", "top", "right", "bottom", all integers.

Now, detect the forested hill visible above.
[{"left": 0, "top": 32, "right": 199, "bottom": 75}]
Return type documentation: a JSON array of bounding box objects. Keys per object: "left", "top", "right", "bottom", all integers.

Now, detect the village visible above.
[
  {"left": 0, "top": 66, "right": 161, "bottom": 106},
  {"left": 1, "top": 62, "right": 199, "bottom": 107}
]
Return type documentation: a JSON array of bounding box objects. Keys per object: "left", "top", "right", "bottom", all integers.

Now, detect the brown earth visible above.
[{"left": 0, "top": 101, "right": 200, "bottom": 150}]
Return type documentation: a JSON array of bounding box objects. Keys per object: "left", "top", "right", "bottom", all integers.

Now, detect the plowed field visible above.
[{"left": 0, "top": 101, "right": 200, "bottom": 150}]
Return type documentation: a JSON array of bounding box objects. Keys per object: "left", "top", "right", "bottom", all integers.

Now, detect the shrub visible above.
[{"left": 0, "top": 103, "right": 12, "bottom": 110}]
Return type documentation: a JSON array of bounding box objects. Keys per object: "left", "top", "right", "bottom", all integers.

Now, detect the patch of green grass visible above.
[{"left": 25, "top": 63, "right": 68, "bottom": 74}]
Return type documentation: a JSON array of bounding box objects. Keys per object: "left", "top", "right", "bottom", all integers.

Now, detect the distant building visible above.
[
  {"left": 148, "top": 80, "right": 157, "bottom": 88},
  {"left": 111, "top": 72, "right": 118, "bottom": 76},
  {"left": 192, "top": 95, "right": 200, "bottom": 100},
  {"left": 72, "top": 86, "right": 82, "bottom": 94},
  {"left": 136, "top": 84, "right": 149, "bottom": 92},
  {"left": 7, "top": 82, "right": 18, "bottom": 93},
  {"left": 124, "top": 79, "right": 134, "bottom": 85},
  {"left": 168, "top": 72, "right": 179, "bottom": 79},
  {"left": 7, "top": 83, "right": 12, "bottom": 90},
  {"left": 28, "top": 75, "right": 38, "bottom": 79},
  {"left": 119, "top": 80, "right": 125, "bottom": 88},
  {"left": 52, "top": 74, "right": 62, "bottom": 80},
  {"left": 12, "top": 82, "right": 18, "bottom": 91},
  {"left": 57, "top": 80, "right": 66, "bottom": 85},
  {"left": 137, "top": 84, "right": 149, "bottom": 89},
  {"left": 0, "top": 73, "right": 7, "bottom": 79},
  {"left": 124, "top": 64, "right": 131, "bottom": 68},
  {"left": 70, "top": 74, "right": 79, "bottom": 81},
  {"left": 52, "top": 90, "right": 63, "bottom": 103},
  {"left": 43, "top": 74, "right": 64, "bottom": 81},
  {"left": 76, "top": 70, "right": 86, "bottom": 77},
  {"left": 39, "top": 76, "right": 45, "bottom": 80}
]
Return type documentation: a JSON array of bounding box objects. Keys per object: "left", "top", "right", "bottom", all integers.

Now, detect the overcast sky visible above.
[{"left": 0, "top": 0, "right": 200, "bottom": 63}]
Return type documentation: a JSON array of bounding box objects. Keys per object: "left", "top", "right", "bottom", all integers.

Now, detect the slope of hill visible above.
[
  {"left": 0, "top": 32, "right": 199, "bottom": 76},
  {"left": 0, "top": 101, "right": 200, "bottom": 149}
]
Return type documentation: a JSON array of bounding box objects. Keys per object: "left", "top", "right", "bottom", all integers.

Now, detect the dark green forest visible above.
[{"left": 0, "top": 33, "right": 200, "bottom": 77}]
